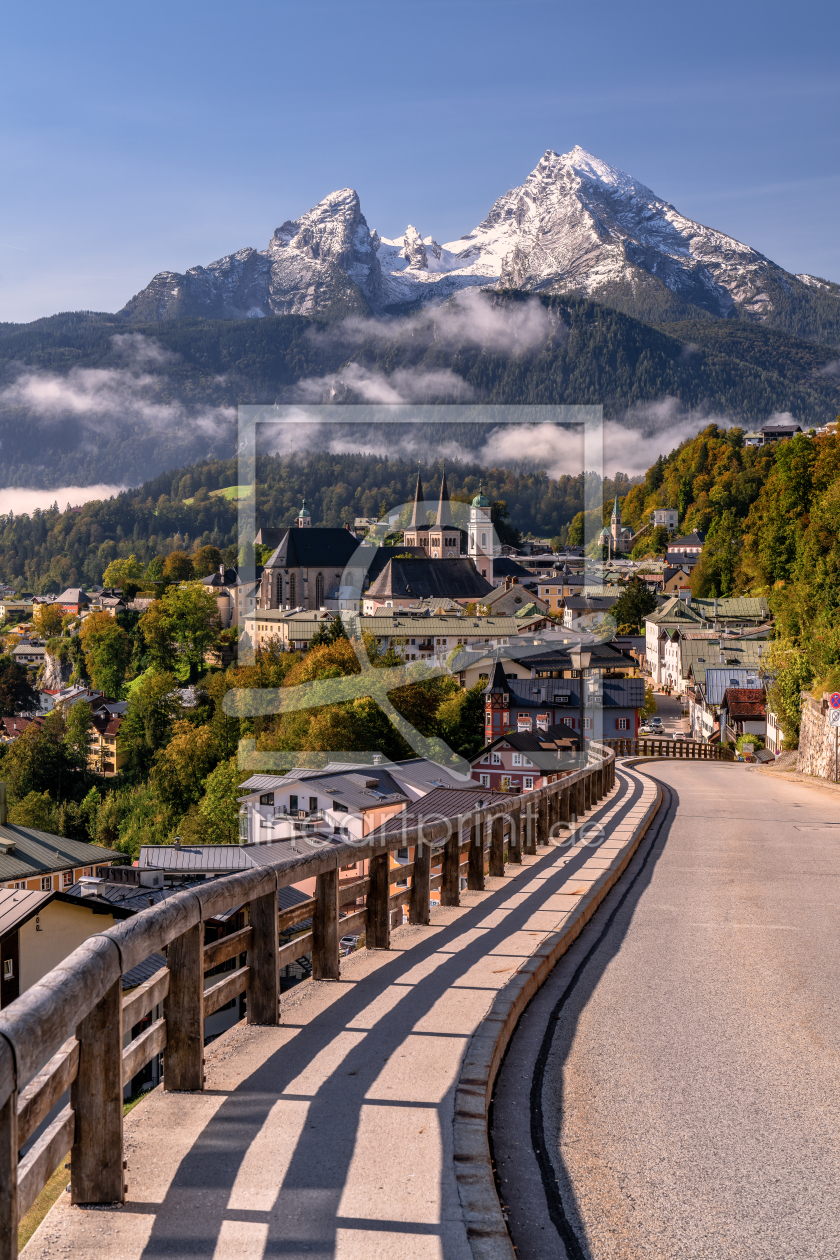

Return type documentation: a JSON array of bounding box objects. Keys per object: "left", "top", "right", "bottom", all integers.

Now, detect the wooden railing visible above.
[
  {"left": 0, "top": 745, "right": 616, "bottom": 1257},
  {"left": 601, "top": 736, "right": 735, "bottom": 761}
]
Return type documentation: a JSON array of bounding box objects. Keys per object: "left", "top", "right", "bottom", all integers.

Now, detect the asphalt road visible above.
[{"left": 492, "top": 760, "right": 840, "bottom": 1259}]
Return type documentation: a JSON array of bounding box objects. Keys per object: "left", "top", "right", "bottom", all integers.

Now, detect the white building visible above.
[{"left": 468, "top": 487, "right": 494, "bottom": 583}]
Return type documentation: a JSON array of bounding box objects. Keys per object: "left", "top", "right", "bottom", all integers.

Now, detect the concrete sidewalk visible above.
[{"left": 23, "top": 766, "right": 658, "bottom": 1260}]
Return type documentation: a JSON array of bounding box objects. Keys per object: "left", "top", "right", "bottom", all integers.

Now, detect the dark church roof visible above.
[
  {"left": 263, "top": 528, "right": 361, "bottom": 571},
  {"left": 366, "top": 558, "right": 494, "bottom": 601},
  {"left": 493, "top": 556, "right": 533, "bottom": 579}
]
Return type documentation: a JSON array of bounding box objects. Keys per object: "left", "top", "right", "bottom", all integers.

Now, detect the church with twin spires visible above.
[{"left": 402, "top": 468, "right": 495, "bottom": 582}]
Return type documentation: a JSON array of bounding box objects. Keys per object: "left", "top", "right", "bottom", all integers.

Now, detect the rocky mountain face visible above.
[{"left": 120, "top": 147, "right": 839, "bottom": 338}]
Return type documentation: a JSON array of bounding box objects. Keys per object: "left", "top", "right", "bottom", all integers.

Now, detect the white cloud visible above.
[
  {"left": 283, "top": 361, "right": 475, "bottom": 405},
  {"left": 0, "top": 334, "right": 233, "bottom": 442},
  {"left": 0, "top": 485, "right": 127, "bottom": 516}
]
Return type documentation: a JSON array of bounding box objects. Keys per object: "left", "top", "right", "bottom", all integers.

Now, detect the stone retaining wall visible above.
[{"left": 797, "top": 693, "right": 840, "bottom": 780}]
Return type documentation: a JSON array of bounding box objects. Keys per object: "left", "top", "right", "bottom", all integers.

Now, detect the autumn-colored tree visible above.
[
  {"left": 152, "top": 720, "right": 219, "bottom": 815},
  {"left": 79, "top": 611, "right": 132, "bottom": 697},
  {"left": 157, "top": 583, "right": 221, "bottom": 679},
  {"left": 191, "top": 546, "right": 224, "bottom": 579},
  {"left": 32, "top": 602, "right": 65, "bottom": 638},
  {"left": 162, "top": 551, "right": 195, "bottom": 582},
  {"left": 102, "top": 554, "right": 145, "bottom": 590}
]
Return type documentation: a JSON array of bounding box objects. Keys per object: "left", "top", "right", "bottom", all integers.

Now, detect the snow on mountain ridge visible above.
[{"left": 119, "top": 147, "right": 828, "bottom": 326}]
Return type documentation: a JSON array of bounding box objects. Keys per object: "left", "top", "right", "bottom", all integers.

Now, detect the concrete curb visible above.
[{"left": 452, "top": 771, "right": 664, "bottom": 1260}]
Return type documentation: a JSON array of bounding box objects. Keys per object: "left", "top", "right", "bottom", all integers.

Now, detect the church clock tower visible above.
[{"left": 468, "top": 485, "right": 494, "bottom": 583}]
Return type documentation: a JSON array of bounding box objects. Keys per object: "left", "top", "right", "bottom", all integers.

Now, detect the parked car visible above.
[
  {"left": 340, "top": 934, "right": 360, "bottom": 955},
  {"left": 648, "top": 717, "right": 663, "bottom": 728},
  {"left": 673, "top": 733, "right": 686, "bottom": 741}
]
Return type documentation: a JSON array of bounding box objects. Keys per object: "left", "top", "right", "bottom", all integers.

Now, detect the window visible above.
[
  {"left": 617, "top": 718, "right": 629, "bottom": 731},
  {"left": 3, "top": 959, "right": 12, "bottom": 980},
  {"left": 41, "top": 876, "right": 52, "bottom": 890},
  {"left": 524, "top": 777, "right": 534, "bottom": 790},
  {"left": 333, "top": 800, "right": 348, "bottom": 812},
  {"left": 63, "top": 871, "right": 73, "bottom": 887},
  {"left": 315, "top": 573, "right": 324, "bottom": 606},
  {"left": 480, "top": 774, "right": 490, "bottom": 787},
  {"left": 583, "top": 717, "right": 592, "bottom": 730},
  {"left": 289, "top": 575, "right": 296, "bottom": 605},
  {"left": 512, "top": 753, "right": 522, "bottom": 766},
  {"left": 259, "top": 792, "right": 275, "bottom": 806},
  {"left": 309, "top": 797, "right": 318, "bottom": 813},
  {"left": 397, "top": 848, "right": 409, "bottom": 861},
  {"left": 481, "top": 754, "right": 489, "bottom": 764},
  {"left": 492, "top": 752, "right": 501, "bottom": 765},
  {"left": 289, "top": 794, "right": 298, "bottom": 811},
  {"left": 500, "top": 775, "right": 511, "bottom": 790}
]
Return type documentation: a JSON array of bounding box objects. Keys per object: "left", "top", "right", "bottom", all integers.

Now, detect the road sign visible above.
[
  {"left": 829, "top": 692, "right": 840, "bottom": 709},
  {"left": 829, "top": 709, "right": 840, "bottom": 728}
]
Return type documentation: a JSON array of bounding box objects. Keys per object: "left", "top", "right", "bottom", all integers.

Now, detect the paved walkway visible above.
[
  {"left": 499, "top": 761, "right": 840, "bottom": 1260},
  {"left": 23, "top": 767, "right": 657, "bottom": 1260}
]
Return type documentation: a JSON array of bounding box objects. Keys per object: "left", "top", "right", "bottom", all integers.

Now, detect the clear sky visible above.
[{"left": 2, "top": 0, "right": 838, "bottom": 323}]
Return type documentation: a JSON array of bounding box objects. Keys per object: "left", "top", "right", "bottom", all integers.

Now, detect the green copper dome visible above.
[
  {"left": 471, "top": 485, "right": 490, "bottom": 507},
  {"left": 299, "top": 499, "right": 311, "bottom": 518}
]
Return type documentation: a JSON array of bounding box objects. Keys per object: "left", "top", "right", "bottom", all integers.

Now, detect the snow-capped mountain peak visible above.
[{"left": 120, "top": 147, "right": 833, "bottom": 327}]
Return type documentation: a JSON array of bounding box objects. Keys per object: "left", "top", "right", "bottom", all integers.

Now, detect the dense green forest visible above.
[
  {"left": 0, "top": 453, "right": 635, "bottom": 592},
  {"left": 1, "top": 292, "right": 838, "bottom": 487}
]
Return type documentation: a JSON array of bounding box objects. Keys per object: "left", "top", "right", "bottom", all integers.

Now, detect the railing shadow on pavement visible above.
[{"left": 492, "top": 775, "right": 677, "bottom": 1260}]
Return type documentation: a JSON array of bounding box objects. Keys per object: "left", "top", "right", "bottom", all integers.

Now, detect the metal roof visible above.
[
  {"left": 386, "top": 759, "right": 478, "bottom": 798},
  {"left": 238, "top": 766, "right": 408, "bottom": 811},
  {"left": 137, "top": 845, "right": 254, "bottom": 872},
  {"left": 366, "top": 785, "right": 511, "bottom": 841},
  {"left": 703, "top": 667, "right": 764, "bottom": 706},
  {"left": 692, "top": 597, "right": 770, "bottom": 620},
  {"left": 366, "top": 558, "right": 494, "bottom": 600},
  {"left": 0, "top": 887, "right": 51, "bottom": 940},
  {"left": 506, "top": 676, "right": 645, "bottom": 710},
  {"left": 360, "top": 615, "right": 518, "bottom": 636},
  {"left": 0, "top": 826, "right": 117, "bottom": 884}
]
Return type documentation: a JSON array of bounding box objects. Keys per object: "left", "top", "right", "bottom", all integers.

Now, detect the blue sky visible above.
[{"left": 1, "top": 0, "right": 838, "bottom": 322}]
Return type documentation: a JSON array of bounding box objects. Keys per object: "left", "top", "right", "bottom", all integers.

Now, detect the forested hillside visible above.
[
  {"left": 0, "top": 453, "right": 633, "bottom": 592},
  {"left": 1, "top": 292, "right": 838, "bottom": 487},
  {"left": 618, "top": 422, "right": 840, "bottom": 744}
]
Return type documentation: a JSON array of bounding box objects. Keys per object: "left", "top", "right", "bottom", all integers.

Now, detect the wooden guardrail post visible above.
[
  {"left": 441, "top": 824, "right": 461, "bottom": 905},
  {"left": 164, "top": 919, "right": 204, "bottom": 1092},
  {"left": 584, "top": 770, "right": 592, "bottom": 812},
  {"left": 467, "top": 815, "right": 485, "bottom": 891},
  {"left": 559, "top": 785, "right": 570, "bottom": 830},
  {"left": 409, "top": 835, "right": 431, "bottom": 925},
  {"left": 248, "top": 887, "right": 280, "bottom": 1020},
  {"left": 313, "top": 870, "right": 340, "bottom": 979},
  {"left": 71, "top": 974, "right": 124, "bottom": 1204},
  {"left": 0, "top": 1038, "right": 16, "bottom": 1259},
  {"left": 507, "top": 808, "right": 522, "bottom": 864},
  {"left": 489, "top": 813, "right": 505, "bottom": 877},
  {"left": 366, "top": 851, "right": 391, "bottom": 949},
  {"left": 523, "top": 797, "right": 537, "bottom": 856},
  {"left": 535, "top": 795, "right": 548, "bottom": 846}
]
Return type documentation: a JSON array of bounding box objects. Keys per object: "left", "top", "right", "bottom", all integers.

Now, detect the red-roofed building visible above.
[{"left": 721, "top": 687, "right": 767, "bottom": 741}]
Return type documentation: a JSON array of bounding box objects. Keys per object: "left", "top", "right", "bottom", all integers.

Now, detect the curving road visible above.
[{"left": 492, "top": 760, "right": 840, "bottom": 1259}]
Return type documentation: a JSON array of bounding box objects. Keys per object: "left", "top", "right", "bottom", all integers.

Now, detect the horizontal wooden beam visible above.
[
  {"left": 338, "top": 879, "right": 369, "bottom": 907},
  {"left": 122, "top": 1018, "right": 167, "bottom": 1086},
  {"left": 16, "top": 1037, "right": 78, "bottom": 1150},
  {"left": 278, "top": 933, "right": 313, "bottom": 970},
  {"left": 278, "top": 899, "right": 315, "bottom": 933},
  {"left": 17, "top": 1103, "right": 74, "bottom": 1219},
  {"left": 122, "top": 966, "right": 170, "bottom": 1031},
  {"left": 203, "top": 926, "right": 253, "bottom": 972},
  {"left": 204, "top": 966, "right": 250, "bottom": 1018}
]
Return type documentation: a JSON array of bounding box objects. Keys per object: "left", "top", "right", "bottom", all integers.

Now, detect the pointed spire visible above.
[
  {"left": 436, "top": 464, "right": 452, "bottom": 528},
  {"left": 409, "top": 464, "right": 425, "bottom": 528},
  {"left": 612, "top": 495, "right": 620, "bottom": 519}
]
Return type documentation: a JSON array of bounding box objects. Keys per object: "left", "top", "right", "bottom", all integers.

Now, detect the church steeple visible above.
[
  {"left": 436, "top": 466, "right": 453, "bottom": 528},
  {"left": 408, "top": 466, "right": 425, "bottom": 528}
]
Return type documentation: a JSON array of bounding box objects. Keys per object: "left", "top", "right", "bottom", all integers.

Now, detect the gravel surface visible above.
[{"left": 495, "top": 761, "right": 840, "bottom": 1259}]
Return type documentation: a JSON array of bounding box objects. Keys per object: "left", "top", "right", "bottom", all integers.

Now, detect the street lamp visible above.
[{"left": 569, "top": 645, "right": 592, "bottom": 761}]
